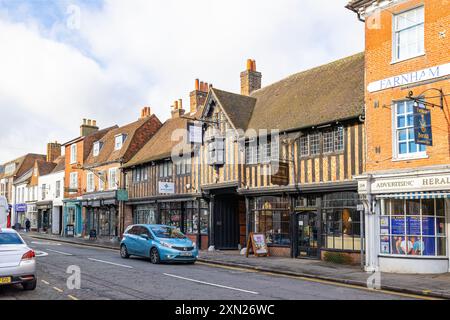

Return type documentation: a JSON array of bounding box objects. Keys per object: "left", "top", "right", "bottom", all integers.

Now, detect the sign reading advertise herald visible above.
[{"left": 414, "top": 106, "right": 432, "bottom": 146}]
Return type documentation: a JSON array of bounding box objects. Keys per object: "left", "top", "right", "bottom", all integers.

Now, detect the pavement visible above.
[{"left": 23, "top": 231, "right": 450, "bottom": 300}]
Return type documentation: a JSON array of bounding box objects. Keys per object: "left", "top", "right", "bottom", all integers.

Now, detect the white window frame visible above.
[
  {"left": 98, "top": 171, "right": 105, "bottom": 191},
  {"left": 392, "top": 6, "right": 425, "bottom": 63},
  {"left": 114, "top": 134, "right": 125, "bottom": 151},
  {"left": 70, "top": 144, "right": 77, "bottom": 164},
  {"left": 69, "top": 172, "right": 78, "bottom": 192},
  {"left": 392, "top": 100, "right": 427, "bottom": 160},
  {"left": 93, "top": 141, "right": 101, "bottom": 157},
  {"left": 108, "top": 168, "right": 118, "bottom": 190},
  {"left": 86, "top": 172, "right": 95, "bottom": 193}
]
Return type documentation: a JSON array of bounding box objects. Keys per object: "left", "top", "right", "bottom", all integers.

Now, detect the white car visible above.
[{"left": 0, "top": 228, "right": 36, "bottom": 290}]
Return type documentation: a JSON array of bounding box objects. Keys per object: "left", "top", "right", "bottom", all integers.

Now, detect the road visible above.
[{"left": 0, "top": 234, "right": 422, "bottom": 300}]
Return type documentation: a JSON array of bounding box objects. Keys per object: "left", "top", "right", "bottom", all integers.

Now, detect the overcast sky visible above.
[{"left": 0, "top": 0, "right": 364, "bottom": 163}]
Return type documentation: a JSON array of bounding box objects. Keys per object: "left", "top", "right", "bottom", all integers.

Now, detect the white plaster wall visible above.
[{"left": 379, "top": 257, "right": 449, "bottom": 274}]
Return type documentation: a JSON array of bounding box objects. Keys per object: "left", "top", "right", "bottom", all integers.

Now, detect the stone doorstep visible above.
[{"left": 24, "top": 233, "right": 450, "bottom": 300}]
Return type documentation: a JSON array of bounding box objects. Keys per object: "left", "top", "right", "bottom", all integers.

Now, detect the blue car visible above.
[{"left": 120, "top": 224, "right": 198, "bottom": 264}]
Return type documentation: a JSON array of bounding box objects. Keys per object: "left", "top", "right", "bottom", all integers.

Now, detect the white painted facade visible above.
[
  {"left": 356, "top": 166, "right": 450, "bottom": 274},
  {"left": 38, "top": 170, "right": 64, "bottom": 234}
]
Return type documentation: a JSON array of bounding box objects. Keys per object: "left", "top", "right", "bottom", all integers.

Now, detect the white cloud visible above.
[{"left": 0, "top": 0, "right": 363, "bottom": 163}]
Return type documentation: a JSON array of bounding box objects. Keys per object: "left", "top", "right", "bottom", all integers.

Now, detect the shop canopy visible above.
[{"left": 376, "top": 192, "right": 450, "bottom": 200}]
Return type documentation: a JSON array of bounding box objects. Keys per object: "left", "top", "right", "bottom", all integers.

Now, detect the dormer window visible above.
[
  {"left": 93, "top": 141, "right": 102, "bottom": 157},
  {"left": 114, "top": 134, "right": 126, "bottom": 151}
]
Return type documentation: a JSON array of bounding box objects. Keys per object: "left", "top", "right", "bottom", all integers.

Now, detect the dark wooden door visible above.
[{"left": 214, "top": 195, "right": 240, "bottom": 249}]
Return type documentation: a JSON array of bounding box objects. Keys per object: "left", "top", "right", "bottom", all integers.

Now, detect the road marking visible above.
[
  {"left": 53, "top": 287, "right": 64, "bottom": 293},
  {"left": 35, "top": 251, "right": 49, "bottom": 257},
  {"left": 31, "top": 241, "right": 61, "bottom": 246},
  {"left": 88, "top": 258, "right": 134, "bottom": 269},
  {"left": 68, "top": 295, "right": 79, "bottom": 301},
  {"left": 163, "top": 273, "right": 259, "bottom": 295},
  {"left": 47, "top": 249, "right": 73, "bottom": 256},
  {"left": 41, "top": 280, "right": 50, "bottom": 285},
  {"left": 197, "top": 262, "right": 440, "bottom": 301}
]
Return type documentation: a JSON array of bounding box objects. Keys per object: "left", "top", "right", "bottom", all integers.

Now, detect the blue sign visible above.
[
  {"left": 15, "top": 203, "right": 27, "bottom": 212},
  {"left": 414, "top": 106, "right": 432, "bottom": 146}
]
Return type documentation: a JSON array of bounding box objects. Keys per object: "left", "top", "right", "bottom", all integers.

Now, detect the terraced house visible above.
[
  {"left": 81, "top": 108, "right": 161, "bottom": 240},
  {"left": 123, "top": 54, "right": 366, "bottom": 261},
  {"left": 62, "top": 120, "right": 117, "bottom": 237},
  {"left": 347, "top": 0, "right": 450, "bottom": 273}
]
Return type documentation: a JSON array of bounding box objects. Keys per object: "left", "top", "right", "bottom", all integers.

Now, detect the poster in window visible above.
[
  {"left": 391, "top": 216, "right": 405, "bottom": 235},
  {"left": 380, "top": 216, "right": 389, "bottom": 228},
  {"left": 380, "top": 237, "right": 390, "bottom": 254},
  {"left": 406, "top": 216, "right": 421, "bottom": 235}
]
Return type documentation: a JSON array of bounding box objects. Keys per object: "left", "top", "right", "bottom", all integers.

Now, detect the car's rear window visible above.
[{"left": 0, "top": 233, "right": 24, "bottom": 245}]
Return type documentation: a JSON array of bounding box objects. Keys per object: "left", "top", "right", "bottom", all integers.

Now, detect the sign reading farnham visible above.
[
  {"left": 367, "top": 63, "right": 450, "bottom": 93},
  {"left": 414, "top": 106, "right": 432, "bottom": 146}
]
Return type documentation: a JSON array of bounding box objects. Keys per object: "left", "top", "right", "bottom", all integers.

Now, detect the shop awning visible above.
[{"left": 376, "top": 192, "right": 450, "bottom": 200}]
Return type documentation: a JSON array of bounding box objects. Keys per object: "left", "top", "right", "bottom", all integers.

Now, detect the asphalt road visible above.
[{"left": 0, "top": 234, "right": 421, "bottom": 300}]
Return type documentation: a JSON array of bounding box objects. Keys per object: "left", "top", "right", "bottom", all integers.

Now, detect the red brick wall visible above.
[{"left": 364, "top": 0, "right": 450, "bottom": 172}]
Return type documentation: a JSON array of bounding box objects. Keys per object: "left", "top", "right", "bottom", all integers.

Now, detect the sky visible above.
[{"left": 0, "top": 0, "right": 364, "bottom": 163}]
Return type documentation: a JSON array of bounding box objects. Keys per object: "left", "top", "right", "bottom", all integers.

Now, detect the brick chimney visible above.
[
  {"left": 46, "top": 141, "right": 61, "bottom": 163},
  {"left": 189, "top": 79, "right": 209, "bottom": 114},
  {"left": 171, "top": 99, "right": 185, "bottom": 118},
  {"left": 80, "top": 119, "right": 99, "bottom": 136},
  {"left": 240, "top": 59, "right": 261, "bottom": 96},
  {"left": 139, "top": 106, "right": 153, "bottom": 119}
]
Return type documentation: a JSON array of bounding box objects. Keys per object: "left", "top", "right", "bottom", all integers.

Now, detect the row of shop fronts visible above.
[
  {"left": 13, "top": 202, "right": 63, "bottom": 234},
  {"left": 122, "top": 186, "right": 363, "bottom": 260}
]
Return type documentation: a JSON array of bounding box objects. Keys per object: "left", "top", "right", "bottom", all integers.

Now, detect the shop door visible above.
[
  {"left": 296, "top": 211, "right": 320, "bottom": 258},
  {"left": 214, "top": 195, "right": 240, "bottom": 250}
]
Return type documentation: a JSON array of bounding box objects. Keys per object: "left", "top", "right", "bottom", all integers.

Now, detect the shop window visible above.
[
  {"left": 322, "top": 192, "right": 361, "bottom": 251},
  {"left": 394, "top": 100, "right": 426, "bottom": 159},
  {"left": 393, "top": 6, "right": 424, "bottom": 62},
  {"left": 183, "top": 200, "right": 209, "bottom": 235},
  {"left": 160, "top": 202, "right": 182, "bottom": 230},
  {"left": 380, "top": 198, "right": 447, "bottom": 257},
  {"left": 251, "top": 197, "right": 290, "bottom": 246},
  {"left": 134, "top": 205, "right": 157, "bottom": 225}
]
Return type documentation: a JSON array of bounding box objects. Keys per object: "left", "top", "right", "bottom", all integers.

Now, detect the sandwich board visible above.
[{"left": 246, "top": 232, "right": 269, "bottom": 257}]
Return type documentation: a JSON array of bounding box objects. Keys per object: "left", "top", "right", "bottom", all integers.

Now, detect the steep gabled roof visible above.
[
  {"left": 36, "top": 160, "right": 57, "bottom": 176},
  {"left": 209, "top": 89, "right": 256, "bottom": 130},
  {"left": 247, "top": 52, "right": 365, "bottom": 132},
  {"left": 13, "top": 168, "right": 33, "bottom": 185}
]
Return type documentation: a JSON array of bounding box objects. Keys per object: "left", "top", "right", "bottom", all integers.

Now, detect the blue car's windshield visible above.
[{"left": 151, "top": 226, "right": 186, "bottom": 239}]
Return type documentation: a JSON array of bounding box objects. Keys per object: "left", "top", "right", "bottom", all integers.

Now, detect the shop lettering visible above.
[
  {"left": 367, "top": 63, "right": 450, "bottom": 92},
  {"left": 376, "top": 181, "right": 414, "bottom": 189},
  {"left": 422, "top": 177, "right": 450, "bottom": 186}
]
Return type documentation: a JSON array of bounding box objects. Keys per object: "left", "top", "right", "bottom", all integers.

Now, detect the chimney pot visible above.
[
  {"left": 252, "top": 60, "right": 256, "bottom": 71},
  {"left": 247, "top": 59, "right": 253, "bottom": 71},
  {"left": 195, "top": 79, "right": 200, "bottom": 91},
  {"left": 92, "top": 120, "right": 97, "bottom": 126}
]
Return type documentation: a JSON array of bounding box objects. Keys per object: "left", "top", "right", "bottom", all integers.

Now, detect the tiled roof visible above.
[
  {"left": 210, "top": 89, "right": 256, "bottom": 130},
  {"left": 51, "top": 156, "right": 65, "bottom": 173},
  {"left": 123, "top": 115, "right": 193, "bottom": 168},
  {"left": 36, "top": 160, "right": 57, "bottom": 176},
  {"left": 85, "top": 115, "right": 161, "bottom": 167}
]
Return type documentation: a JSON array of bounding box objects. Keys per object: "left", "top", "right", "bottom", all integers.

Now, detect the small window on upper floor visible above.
[
  {"left": 70, "top": 144, "right": 77, "bottom": 164},
  {"left": 93, "top": 141, "right": 102, "bottom": 157},
  {"left": 114, "top": 134, "right": 127, "bottom": 151},
  {"left": 393, "top": 6, "right": 424, "bottom": 62},
  {"left": 393, "top": 100, "right": 426, "bottom": 159}
]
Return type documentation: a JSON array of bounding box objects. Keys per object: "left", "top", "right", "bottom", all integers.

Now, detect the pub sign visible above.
[{"left": 414, "top": 106, "right": 432, "bottom": 146}]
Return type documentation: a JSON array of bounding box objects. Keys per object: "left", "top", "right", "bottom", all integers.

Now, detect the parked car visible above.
[
  {"left": 120, "top": 224, "right": 198, "bottom": 264},
  {"left": 0, "top": 228, "right": 37, "bottom": 290}
]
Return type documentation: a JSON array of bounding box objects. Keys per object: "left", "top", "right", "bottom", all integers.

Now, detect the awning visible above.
[{"left": 376, "top": 192, "right": 450, "bottom": 200}]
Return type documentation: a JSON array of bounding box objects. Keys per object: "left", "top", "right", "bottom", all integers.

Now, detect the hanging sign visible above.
[
  {"left": 246, "top": 232, "right": 269, "bottom": 257},
  {"left": 414, "top": 106, "right": 432, "bottom": 146}
]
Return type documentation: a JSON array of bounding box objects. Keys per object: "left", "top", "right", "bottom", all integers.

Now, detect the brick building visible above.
[
  {"left": 62, "top": 120, "right": 117, "bottom": 236},
  {"left": 81, "top": 108, "right": 161, "bottom": 239},
  {"left": 347, "top": 0, "right": 450, "bottom": 273}
]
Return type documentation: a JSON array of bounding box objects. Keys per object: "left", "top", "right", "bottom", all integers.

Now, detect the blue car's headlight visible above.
[{"left": 160, "top": 241, "right": 173, "bottom": 249}]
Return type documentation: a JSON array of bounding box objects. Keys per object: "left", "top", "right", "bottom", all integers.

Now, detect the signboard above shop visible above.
[
  {"left": 414, "top": 106, "right": 433, "bottom": 146},
  {"left": 367, "top": 63, "right": 450, "bottom": 93},
  {"left": 159, "top": 181, "right": 175, "bottom": 194}
]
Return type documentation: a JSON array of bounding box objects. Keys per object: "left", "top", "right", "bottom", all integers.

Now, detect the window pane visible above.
[
  {"left": 436, "top": 199, "right": 445, "bottom": 216},
  {"left": 406, "top": 199, "right": 420, "bottom": 215},
  {"left": 421, "top": 199, "right": 434, "bottom": 216},
  {"left": 398, "top": 116, "right": 406, "bottom": 128},
  {"left": 437, "top": 237, "right": 446, "bottom": 256}
]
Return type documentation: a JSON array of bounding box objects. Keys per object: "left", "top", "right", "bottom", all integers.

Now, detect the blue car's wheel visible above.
[
  {"left": 120, "top": 244, "right": 130, "bottom": 259},
  {"left": 150, "top": 247, "right": 160, "bottom": 264}
]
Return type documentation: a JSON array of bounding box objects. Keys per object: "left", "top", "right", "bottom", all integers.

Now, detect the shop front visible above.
[
  {"left": 26, "top": 202, "right": 37, "bottom": 231},
  {"left": 36, "top": 201, "right": 52, "bottom": 233},
  {"left": 129, "top": 198, "right": 210, "bottom": 250},
  {"left": 247, "top": 190, "right": 362, "bottom": 262},
  {"left": 63, "top": 200, "right": 82, "bottom": 237},
  {"left": 82, "top": 191, "right": 119, "bottom": 239},
  {"left": 357, "top": 169, "right": 450, "bottom": 274},
  {"left": 14, "top": 203, "right": 27, "bottom": 228}
]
